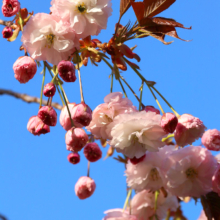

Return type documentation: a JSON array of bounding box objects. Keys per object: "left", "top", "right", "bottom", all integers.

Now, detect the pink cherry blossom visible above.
[
  {"left": 75, "top": 176, "right": 96, "bottom": 199},
  {"left": 2, "top": 0, "right": 20, "bottom": 17},
  {"left": 130, "top": 190, "right": 178, "bottom": 220},
  {"left": 21, "top": 13, "right": 79, "bottom": 65},
  {"left": 87, "top": 92, "right": 137, "bottom": 140},
  {"left": 144, "top": 106, "right": 160, "bottom": 114},
  {"left": 57, "top": 60, "right": 76, "bottom": 82},
  {"left": 197, "top": 210, "right": 207, "bottom": 220},
  {"left": 126, "top": 146, "right": 175, "bottom": 192},
  {"left": 83, "top": 142, "right": 102, "bottom": 162},
  {"left": 50, "top": 0, "right": 112, "bottom": 39},
  {"left": 65, "top": 127, "right": 88, "bottom": 152},
  {"left": 13, "top": 56, "right": 37, "bottom": 84},
  {"left": 202, "top": 129, "right": 220, "bottom": 151},
  {"left": 212, "top": 164, "right": 220, "bottom": 196},
  {"left": 174, "top": 114, "right": 206, "bottom": 147},
  {"left": 103, "top": 209, "right": 137, "bottom": 220},
  {"left": 166, "top": 146, "right": 217, "bottom": 198},
  {"left": 107, "top": 111, "right": 166, "bottom": 158}
]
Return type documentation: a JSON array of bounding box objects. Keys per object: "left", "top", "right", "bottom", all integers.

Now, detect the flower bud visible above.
[
  {"left": 202, "top": 129, "right": 220, "bottom": 151},
  {"left": 161, "top": 112, "right": 178, "bottom": 133},
  {"left": 65, "top": 127, "right": 88, "bottom": 152},
  {"left": 72, "top": 102, "right": 92, "bottom": 127},
  {"left": 83, "top": 142, "right": 102, "bottom": 162},
  {"left": 2, "top": 0, "right": 20, "bottom": 17},
  {"left": 2, "top": 26, "right": 13, "bottom": 38},
  {"left": 129, "top": 154, "right": 146, "bottom": 165},
  {"left": 57, "top": 60, "right": 76, "bottom": 82},
  {"left": 43, "top": 82, "right": 56, "bottom": 97},
  {"left": 38, "top": 106, "right": 57, "bottom": 127},
  {"left": 174, "top": 114, "right": 206, "bottom": 147},
  {"left": 59, "top": 103, "right": 76, "bottom": 131},
  {"left": 75, "top": 176, "right": 96, "bottom": 200},
  {"left": 27, "top": 116, "right": 50, "bottom": 136},
  {"left": 144, "top": 106, "right": 160, "bottom": 114},
  {"left": 67, "top": 152, "right": 80, "bottom": 164},
  {"left": 13, "top": 56, "right": 37, "bottom": 83}
]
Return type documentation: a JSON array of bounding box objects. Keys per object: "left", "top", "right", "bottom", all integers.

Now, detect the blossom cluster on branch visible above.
[{"left": 1, "top": 0, "right": 220, "bottom": 219}]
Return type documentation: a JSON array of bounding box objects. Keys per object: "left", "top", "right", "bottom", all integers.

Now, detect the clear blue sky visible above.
[{"left": 0, "top": 0, "right": 220, "bottom": 219}]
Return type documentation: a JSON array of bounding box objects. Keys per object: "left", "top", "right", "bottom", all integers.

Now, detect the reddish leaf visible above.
[
  {"left": 120, "top": 0, "right": 135, "bottom": 18},
  {"left": 201, "top": 192, "right": 220, "bottom": 220},
  {"left": 144, "top": 0, "right": 176, "bottom": 18},
  {"left": 131, "top": 1, "right": 145, "bottom": 22}
]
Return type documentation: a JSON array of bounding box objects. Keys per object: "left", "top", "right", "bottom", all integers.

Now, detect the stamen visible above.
[
  {"left": 76, "top": 3, "right": 87, "bottom": 14},
  {"left": 46, "top": 34, "right": 55, "bottom": 48},
  {"left": 185, "top": 167, "right": 198, "bottom": 179}
]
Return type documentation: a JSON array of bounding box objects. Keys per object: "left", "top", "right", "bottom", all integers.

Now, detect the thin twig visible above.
[{"left": 0, "top": 88, "right": 62, "bottom": 110}]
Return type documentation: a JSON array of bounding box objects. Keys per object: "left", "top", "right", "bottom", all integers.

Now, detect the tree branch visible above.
[
  {"left": 0, "top": 19, "right": 17, "bottom": 29},
  {"left": 0, "top": 89, "right": 62, "bottom": 110},
  {"left": 0, "top": 214, "right": 7, "bottom": 220}
]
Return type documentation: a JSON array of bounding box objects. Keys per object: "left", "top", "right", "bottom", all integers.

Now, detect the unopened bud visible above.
[
  {"left": 43, "top": 82, "right": 56, "bottom": 97},
  {"left": 2, "top": 26, "right": 13, "bottom": 38},
  {"left": 13, "top": 56, "right": 37, "bottom": 83},
  {"left": 65, "top": 127, "right": 88, "bottom": 152},
  {"left": 83, "top": 142, "right": 102, "bottom": 162},
  {"left": 144, "top": 106, "right": 160, "bottom": 114},
  {"left": 161, "top": 112, "right": 178, "bottom": 133},
  {"left": 119, "top": 44, "right": 134, "bottom": 59},
  {"left": 57, "top": 60, "right": 76, "bottom": 82},
  {"left": 67, "top": 152, "right": 80, "bottom": 164},
  {"left": 75, "top": 176, "right": 96, "bottom": 200},
  {"left": 38, "top": 106, "right": 57, "bottom": 127}
]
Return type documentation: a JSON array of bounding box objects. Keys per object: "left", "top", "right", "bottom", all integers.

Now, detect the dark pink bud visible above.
[
  {"left": 75, "top": 176, "right": 96, "bottom": 200},
  {"left": 144, "top": 106, "right": 160, "bottom": 114},
  {"left": 129, "top": 154, "right": 146, "bottom": 165},
  {"left": 43, "top": 82, "right": 56, "bottom": 97},
  {"left": 27, "top": 116, "right": 50, "bottom": 136},
  {"left": 161, "top": 112, "right": 178, "bottom": 133},
  {"left": 2, "top": 0, "right": 20, "bottom": 17},
  {"left": 65, "top": 127, "right": 88, "bottom": 152},
  {"left": 2, "top": 26, "right": 13, "bottom": 38},
  {"left": 67, "top": 152, "right": 80, "bottom": 164},
  {"left": 83, "top": 142, "right": 102, "bottom": 162},
  {"left": 57, "top": 60, "right": 76, "bottom": 82},
  {"left": 13, "top": 56, "right": 37, "bottom": 84},
  {"left": 38, "top": 106, "right": 57, "bottom": 127},
  {"left": 72, "top": 102, "right": 92, "bottom": 127}
]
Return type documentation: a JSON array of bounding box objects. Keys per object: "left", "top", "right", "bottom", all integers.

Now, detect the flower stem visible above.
[
  {"left": 87, "top": 161, "right": 90, "bottom": 177},
  {"left": 39, "top": 64, "right": 46, "bottom": 108},
  {"left": 102, "top": 57, "right": 113, "bottom": 70},
  {"left": 152, "top": 86, "right": 179, "bottom": 117},
  {"left": 123, "top": 189, "right": 132, "bottom": 211},
  {"left": 110, "top": 71, "right": 114, "bottom": 93},
  {"left": 46, "top": 64, "right": 65, "bottom": 106},
  {"left": 118, "top": 77, "right": 127, "bottom": 97},
  {"left": 77, "top": 65, "right": 84, "bottom": 103},
  {"left": 148, "top": 86, "right": 165, "bottom": 114},
  {"left": 139, "top": 80, "right": 144, "bottom": 111}
]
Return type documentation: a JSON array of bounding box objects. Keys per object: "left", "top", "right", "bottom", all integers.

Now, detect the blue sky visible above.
[{"left": 0, "top": 0, "right": 220, "bottom": 219}]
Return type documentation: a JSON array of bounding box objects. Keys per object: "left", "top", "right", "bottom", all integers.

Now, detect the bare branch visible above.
[
  {"left": 0, "top": 19, "right": 17, "bottom": 29},
  {"left": 0, "top": 88, "right": 63, "bottom": 110},
  {"left": 0, "top": 214, "right": 7, "bottom": 220}
]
